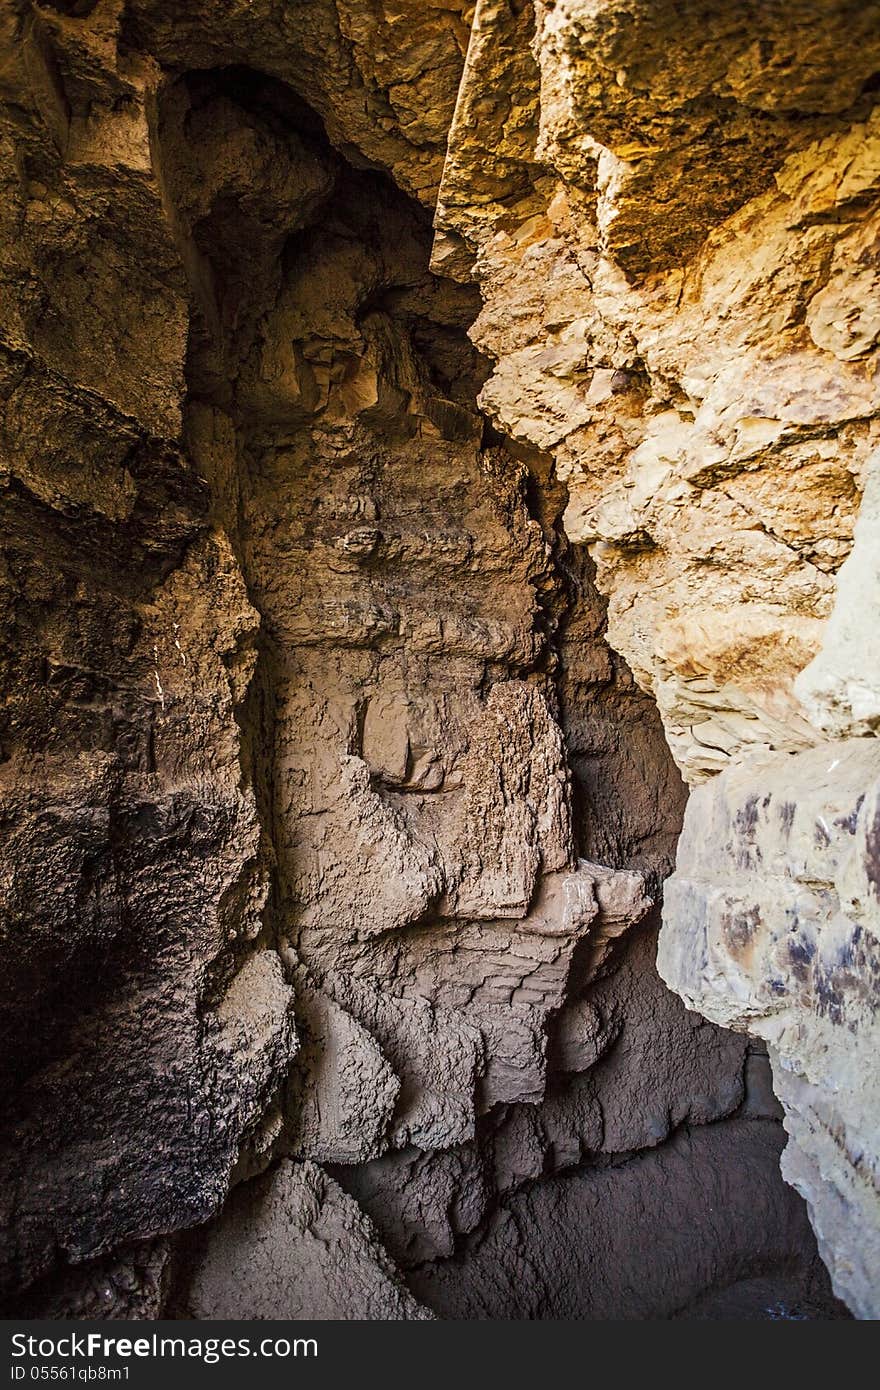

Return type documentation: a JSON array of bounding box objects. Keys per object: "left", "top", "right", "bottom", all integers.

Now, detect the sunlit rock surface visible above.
[
  {"left": 433, "top": 0, "right": 880, "bottom": 1318},
  {"left": 0, "top": 0, "right": 871, "bottom": 1320}
]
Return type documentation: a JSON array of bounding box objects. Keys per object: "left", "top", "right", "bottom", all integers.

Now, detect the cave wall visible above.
[
  {"left": 0, "top": 0, "right": 871, "bottom": 1320},
  {"left": 432, "top": 0, "right": 880, "bottom": 1319}
]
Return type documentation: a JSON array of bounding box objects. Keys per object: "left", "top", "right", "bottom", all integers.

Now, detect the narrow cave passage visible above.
[
  {"left": 2, "top": 0, "right": 878, "bottom": 1329},
  {"left": 145, "top": 67, "right": 845, "bottom": 1320}
]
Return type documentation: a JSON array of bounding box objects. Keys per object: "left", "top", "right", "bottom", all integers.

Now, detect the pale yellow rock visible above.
[
  {"left": 435, "top": 0, "right": 880, "bottom": 1318},
  {"left": 440, "top": 93, "right": 880, "bottom": 782}
]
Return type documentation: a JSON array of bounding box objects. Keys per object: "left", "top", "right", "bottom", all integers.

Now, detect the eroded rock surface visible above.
[
  {"left": 0, "top": 0, "right": 866, "bottom": 1322},
  {"left": 408, "top": 1119, "right": 837, "bottom": 1321},
  {"left": 658, "top": 744, "right": 880, "bottom": 1317},
  {"left": 431, "top": 0, "right": 880, "bottom": 1318},
  {"left": 436, "top": 0, "right": 880, "bottom": 787},
  {"left": 185, "top": 1160, "right": 432, "bottom": 1321}
]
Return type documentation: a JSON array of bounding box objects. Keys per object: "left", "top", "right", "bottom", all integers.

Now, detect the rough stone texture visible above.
[
  {"left": 436, "top": 0, "right": 880, "bottom": 788},
  {"left": 154, "top": 67, "right": 661, "bottom": 1179},
  {"left": 184, "top": 1159, "right": 432, "bottom": 1321},
  {"left": 431, "top": 0, "right": 880, "bottom": 1319},
  {"left": 332, "top": 916, "right": 753, "bottom": 1269},
  {"left": 0, "top": 7, "right": 296, "bottom": 1297},
  {"left": 795, "top": 448, "right": 880, "bottom": 738},
  {"left": 0, "top": 0, "right": 860, "bottom": 1322},
  {"left": 4, "top": 1240, "right": 172, "bottom": 1321},
  {"left": 658, "top": 744, "right": 880, "bottom": 1318},
  {"left": 408, "top": 1120, "right": 839, "bottom": 1321}
]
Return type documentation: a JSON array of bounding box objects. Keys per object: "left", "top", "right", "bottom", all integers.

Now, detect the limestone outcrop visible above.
[
  {"left": 435, "top": 0, "right": 880, "bottom": 786},
  {"left": 796, "top": 449, "right": 880, "bottom": 739},
  {"left": 0, "top": 0, "right": 872, "bottom": 1322},
  {"left": 657, "top": 745, "right": 880, "bottom": 1317},
  {"left": 431, "top": 0, "right": 880, "bottom": 1319}
]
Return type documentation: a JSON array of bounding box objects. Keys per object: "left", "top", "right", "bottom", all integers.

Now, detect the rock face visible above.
[
  {"left": 408, "top": 1119, "right": 833, "bottom": 1320},
  {"left": 429, "top": 0, "right": 880, "bottom": 1320},
  {"left": 186, "top": 1160, "right": 432, "bottom": 1321},
  {"left": 795, "top": 449, "right": 880, "bottom": 739},
  {"left": 435, "top": 0, "right": 880, "bottom": 787},
  {"left": 0, "top": 0, "right": 870, "bottom": 1322},
  {"left": 658, "top": 744, "right": 880, "bottom": 1318}
]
